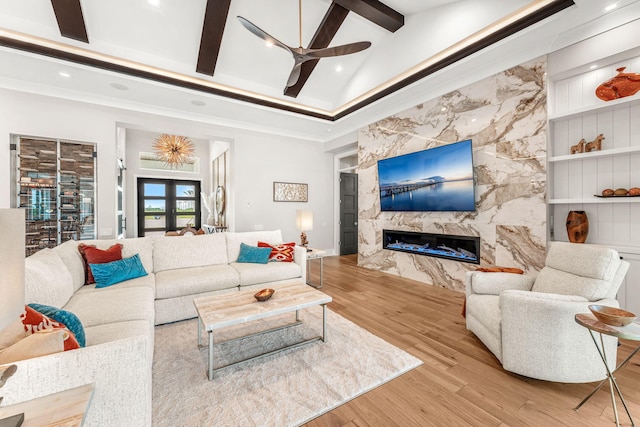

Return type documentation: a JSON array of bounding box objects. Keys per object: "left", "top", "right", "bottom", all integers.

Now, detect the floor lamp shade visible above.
[{"left": 0, "top": 209, "right": 25, "bottom": 331}]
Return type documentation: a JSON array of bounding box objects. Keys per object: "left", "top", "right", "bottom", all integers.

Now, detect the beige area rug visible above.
[{"left": 152, "top": 305, "right": 422, "bottom": 426}]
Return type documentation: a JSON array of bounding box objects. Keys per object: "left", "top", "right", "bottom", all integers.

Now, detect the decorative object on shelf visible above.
[
  {"left": 596, "top": 67, "right": 640, "bottom": 101},
  {"left": 273, "top": 182, "right": 308, "bottom": 202},
  {"left": 588, "top": 304, "right": 637, "bottom": 327},
  {"left": 296, "top": 210, "right": 313, "bottom": 247},
  {"left": 201, "top": 191, "right": 215, "bottom": 225},
  {"left": 152, "top": 134, "right": 194, "bottom": 168},
  {"left": 596, "top": 188, "right": 640, "bottom": 197},
  {"left": 584, "top": 133, "right": 605, "bottom": 152},
  {"left": 570, "top": 138, "right": 585, "bottom": 154},
  {"left": 566, "top": 210, "right": 589, "bottom": 243},
  {"left": 254, "top": 288, "right": 274, "bottom": 302}
]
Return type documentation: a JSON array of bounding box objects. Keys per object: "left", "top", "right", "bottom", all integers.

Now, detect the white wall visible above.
[
  {"left": 231, "top": 129, "right": 334, "bottom": 249},
  {"left": 0, "top": 88, "right": 334, "bottom": 249}
]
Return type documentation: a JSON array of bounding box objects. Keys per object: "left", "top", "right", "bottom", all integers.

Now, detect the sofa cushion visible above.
[
  {"left": 90, "top": 254, "right": 148, "bottom": 288},
  {"left": 74, "top": 238, "right": 154, "bottom": 278},
  {"left": 531, "top": 266, "right": 612, "bottom": 301},
  {"left": 231, "top": 261, "right": 302, "bottom": 287},
  {"left": 84, "top": 320, "right": 151, "bottom": 347},
  {"left": 226, "top": 230, "right": 283, "bottom": 262},
  {"left": 152, "top": 233, "right": 228, "bottom": 272},
  {"left": 63, "top": 286, "right": 155, "bottom": 328},
  {"left": 543, "top": 242, "right": 621, "bottom": 282},
  {"left": 78, "top": 243, "right": 123, "bottom": 285},
  {"left": 236, "top": 243, "right": 272, "bottom": 264},
  {"left": 53, "top": 240, "right": 87, "bottom": 292},
  {"left": 24, "top": 248, "right": 74, "bottom": 309},
  {"left": 155, "top": 264, "right": 239, "bottom": 299}
]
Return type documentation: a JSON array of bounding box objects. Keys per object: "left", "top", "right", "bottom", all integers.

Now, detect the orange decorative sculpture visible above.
[
  {"left": 584, "top": 134, "right": 605, "bottom": 152},
  {"left": 596, "top": 67, "right": 640, "bottom": 101},
  {"left": 566, "top": 210, "right": 589, "bottom": 243},
  {"left": 570, "top": 139, "right": 585, "bottom": 154}
]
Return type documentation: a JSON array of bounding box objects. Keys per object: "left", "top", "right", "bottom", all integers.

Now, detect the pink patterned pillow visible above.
[{"left": 257, "top": 241, "right": 295, "bottom": 262}]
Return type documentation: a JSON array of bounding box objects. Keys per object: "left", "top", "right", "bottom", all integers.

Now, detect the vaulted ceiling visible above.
[{"left": 0, "top": 0, "right": 637, "bottom": 142}]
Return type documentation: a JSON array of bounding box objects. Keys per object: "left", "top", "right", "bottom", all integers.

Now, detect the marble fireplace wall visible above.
[{"left": 358, "top": 57, "right": 548, "bottom": 293}]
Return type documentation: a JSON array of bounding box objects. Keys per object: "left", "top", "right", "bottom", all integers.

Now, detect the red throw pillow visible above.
[
  {"left": 21, "top": 306, "right": 80, "bottom": 351},
  {"left": 257, "top": 241, "right": 295, "bottom": 262},
  {"left": 78, "top": 243, "right": 123, "bottom": 285}
]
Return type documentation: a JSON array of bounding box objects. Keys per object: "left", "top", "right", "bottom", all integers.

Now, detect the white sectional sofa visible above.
[{"left": 1, "top": 230, "right": 306, "bottom": 426}]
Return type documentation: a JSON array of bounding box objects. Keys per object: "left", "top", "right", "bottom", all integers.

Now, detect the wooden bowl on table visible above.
[
  {"left": 254, "top": 288, "right": 274, "bottom": 302},
  {"left": 589, "top": 305, "right": 637, "bottom": 327}
]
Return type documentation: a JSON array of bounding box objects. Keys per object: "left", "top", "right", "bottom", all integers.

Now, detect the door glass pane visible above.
[
  {"left": 176, "top": 215, "right": 195, "bottom": 228},
  {"left": 176, "top": 200, "right": 195, "bottom": 213},
  {"left": 176, "top": 184, "right": 195, "bottom": 197},
  {"left": 144, "top": 183, "right": 165, "bottom": 196},
  {"left": 144, "top": 215, "right": 166, "bottom": 228},
  {"left": 144, "top": 200, "right": 165, "bottom": 213}
]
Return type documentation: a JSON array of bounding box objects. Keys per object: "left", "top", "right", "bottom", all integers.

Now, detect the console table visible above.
[
  {"left": 0, "top": 383, "right": 94, "bottom": 426},
  {"left": 574, "top": 313, "right": 640, "bottom": 427},
  {"left": 305, "top": 248, "right": 326, "bottom": 289}
]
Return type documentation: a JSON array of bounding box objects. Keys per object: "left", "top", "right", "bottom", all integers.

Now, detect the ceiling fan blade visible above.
[
  {"left": 305, "top": 41, "right": 371, "bottom": 59},
  {"left": 286, "top": 63, "right": 303, "bottom": 87},
  {"left": 237, "top": 16, "right": 292, "bottom": 54}
]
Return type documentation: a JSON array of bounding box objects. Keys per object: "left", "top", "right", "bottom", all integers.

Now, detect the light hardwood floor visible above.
[{"left": 305, "top": 254, "right": 640, "bottom": 427}]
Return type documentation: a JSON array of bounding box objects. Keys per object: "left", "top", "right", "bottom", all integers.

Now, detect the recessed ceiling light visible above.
[
  {"left": 441, "top": 107, "right": 447, "bottom": 112},
  {"left": 590, "top": 64, "right": 598, "bottom": 69},
  {"left": 471, "top": 118, "right": 477, "bottom": 122},
  {"left": 335, "top": 65, "right": 343, "bottom": 73},
  {"left": 148, "top": 0, "right": 160, "bottom": 6},
  {"left": 191, "top": 100, "right": 206, "bottom": 107},
  {"left": 58, "top": 71, "right": 70, "bottom": 78},
  {"left": 110, "top": 83, "right": 129, "bottom": 91},
  {"left": 604, "top": 2, "right": 618, "bottom": 12}
]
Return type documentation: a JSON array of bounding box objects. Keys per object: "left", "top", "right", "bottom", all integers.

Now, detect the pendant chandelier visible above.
[{"left": 153, "top": 134, "right": 194, "bottom": 168}]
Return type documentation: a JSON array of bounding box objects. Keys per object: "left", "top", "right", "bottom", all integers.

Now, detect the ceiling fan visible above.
[{"left": 237, "top": 0, "right": 371, "bottom": 87}]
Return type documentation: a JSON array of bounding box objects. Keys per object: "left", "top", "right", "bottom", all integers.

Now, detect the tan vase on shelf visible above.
[{"left": 566, "top": 210, "right": 589, "bottom": 243}]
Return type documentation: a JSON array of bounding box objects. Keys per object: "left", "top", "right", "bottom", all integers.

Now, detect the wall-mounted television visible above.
[{"left": 377, "top": 139, "right": 475, "bottom": 212}]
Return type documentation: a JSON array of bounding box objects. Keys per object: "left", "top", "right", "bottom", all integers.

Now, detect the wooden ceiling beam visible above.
[
  {"left": 284, "top": 2, "right": 349, "bottom": 98},
  {"left": 196, "top": 0, "right": 232, "bottom": 76},
  {"left": 333, "top": 0, "right": 404, "bottom": 33},
  {"left": 50, "top": 0, "right": 88, "bottom": 43}
]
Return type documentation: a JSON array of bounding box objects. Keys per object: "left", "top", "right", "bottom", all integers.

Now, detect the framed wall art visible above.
[{"left": 273, "top": 182, "right": 308, "bottom": 202}]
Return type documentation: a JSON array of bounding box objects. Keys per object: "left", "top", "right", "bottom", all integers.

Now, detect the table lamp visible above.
[
  {"left": 0, "top": 209, "right": 25, "bottom": 427},
  {"left": 296, "top": 210, "right": 313, "bottom": 248}
]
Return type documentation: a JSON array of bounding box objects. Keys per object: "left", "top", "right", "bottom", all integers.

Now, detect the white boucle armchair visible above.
[{"left": 465, "top": 242, "right": 630, "bottom": 383}]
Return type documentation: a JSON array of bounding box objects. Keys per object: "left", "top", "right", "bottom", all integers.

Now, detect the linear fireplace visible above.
[{"left": 383, "top": 229, "right": 480, "bottom": 264}]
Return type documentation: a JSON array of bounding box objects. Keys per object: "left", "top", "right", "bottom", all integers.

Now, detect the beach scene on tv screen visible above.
[{"left": 378, "top": 140, "right": 475, "bottom": 212}]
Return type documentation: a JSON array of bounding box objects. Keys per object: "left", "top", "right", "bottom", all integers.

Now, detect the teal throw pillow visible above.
[
  {"left": 28, "top": 303, "right": 86, "bottom": 347},
  {"left": 237, "top": 243, "right": 272, "bottom": 264},
  {"left": 89, "top": 253, "right": 148, "bottom": 288}
]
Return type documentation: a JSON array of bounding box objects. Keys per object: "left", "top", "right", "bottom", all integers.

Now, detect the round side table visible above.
[{"left": 574, "top": 313, "right": 640, "bottom": 427}]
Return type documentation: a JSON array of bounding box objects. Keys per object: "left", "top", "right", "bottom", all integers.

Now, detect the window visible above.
[{"left": 136, "top": 178, "right": 201, "bottom": 236}]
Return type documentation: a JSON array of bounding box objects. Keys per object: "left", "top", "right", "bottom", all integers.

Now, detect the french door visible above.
[{"left": 137, "top": 178, "right": 201, "bottom": 236}]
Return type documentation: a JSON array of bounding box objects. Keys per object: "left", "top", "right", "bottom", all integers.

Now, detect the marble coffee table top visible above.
[{"left": 194, "top": 282, "right": 332, "bottom": 331}]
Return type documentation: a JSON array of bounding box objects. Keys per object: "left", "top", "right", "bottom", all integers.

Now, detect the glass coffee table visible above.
[{"left": 194, "top": 282, "right": 332, "bottom": 380}]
